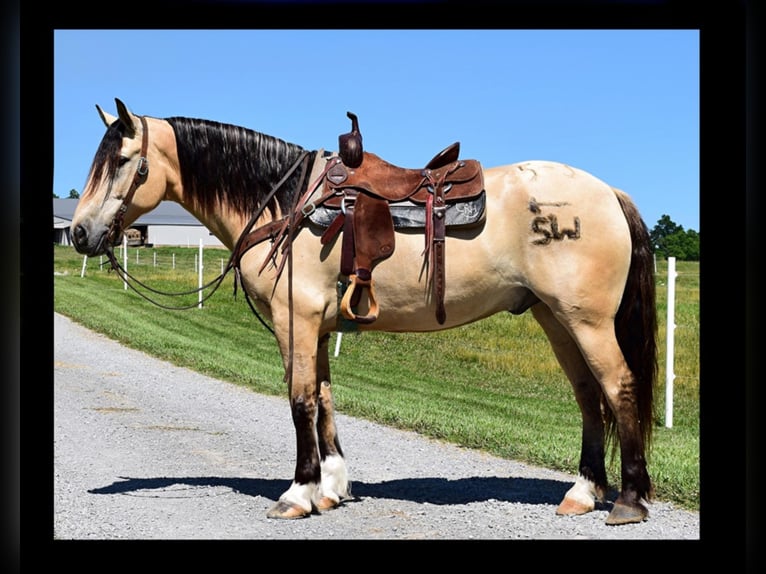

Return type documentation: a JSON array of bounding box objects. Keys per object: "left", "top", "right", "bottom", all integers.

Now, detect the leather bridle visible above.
[{"left": 106, "top": 115, "right": 150, "bottom": 247}]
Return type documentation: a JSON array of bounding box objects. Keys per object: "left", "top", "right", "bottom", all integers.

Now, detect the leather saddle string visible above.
[
  {"left": 257, "top": 156, "right": 343, "bottom": 277},
  {"left": 424, "top": 165, "right": 457, "bottom": 324},
  {"left": 230, "top": 150, "right": 311, "bottom": 275}
]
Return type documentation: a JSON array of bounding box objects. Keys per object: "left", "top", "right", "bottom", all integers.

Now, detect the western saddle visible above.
[{"left": 236, "top": 112, "right": 486, "bottom": 326}]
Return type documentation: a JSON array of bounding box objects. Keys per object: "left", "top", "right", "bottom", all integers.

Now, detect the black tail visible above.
[{"left": 606, "top": 188, "right": 658, "bottom": 457}]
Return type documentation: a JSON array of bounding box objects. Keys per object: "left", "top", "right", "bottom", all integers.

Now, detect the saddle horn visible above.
[{"left": 339, "top": 111, "right": 363, "bottom": 168}]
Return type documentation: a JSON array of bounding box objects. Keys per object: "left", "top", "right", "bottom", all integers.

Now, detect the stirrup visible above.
[{"left": 340, "top": 274, "right": 379, "bottom": 324}]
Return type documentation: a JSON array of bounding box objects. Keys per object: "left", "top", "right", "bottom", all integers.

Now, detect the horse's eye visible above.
[{"left": 118, "top": 156, "right": 130, "bottom": 167}]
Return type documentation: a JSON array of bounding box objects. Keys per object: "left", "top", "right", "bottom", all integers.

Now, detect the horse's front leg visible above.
[
  {"left": 315, "top": 333, "right": 351, "bottom": 511},
  {"left": 267, "top": 326, "right": 349, "bottom": 519},
  {"left": 266, "top": 322, "right": 322, "bottom": 519}
]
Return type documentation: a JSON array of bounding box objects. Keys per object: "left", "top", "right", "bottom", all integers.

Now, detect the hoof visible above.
[
  {"left": 556, "top": 496, "right": 594, "bottom": 516},
  {"left": 315, "top": 496, "right": 340, "bottom": 512},
  {"left": 605, "top": 500, "right": 648, "bottom": 525},
  {"left": 266, "top": 500, "right": 312, "bottom": 519}
]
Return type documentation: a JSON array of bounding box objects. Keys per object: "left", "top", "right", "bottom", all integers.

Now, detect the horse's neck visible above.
[{"left": 179, "top": 199, "right": 255, "bottom": 252}]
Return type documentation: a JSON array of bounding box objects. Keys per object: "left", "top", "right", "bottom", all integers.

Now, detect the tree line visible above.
[{"left": 649, "top": 214, "right": 699, "bottom": 261}]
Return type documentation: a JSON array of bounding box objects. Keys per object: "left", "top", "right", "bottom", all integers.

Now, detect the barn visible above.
[{"left": 53, "top": 198, "right": 224, "bottom": 248}]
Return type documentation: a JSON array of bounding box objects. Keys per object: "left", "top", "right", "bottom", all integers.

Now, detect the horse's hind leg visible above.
[
  {"left": 531, "top": 304, "right": 609, "bottom": 515},
  {"left": 533, "top": 303, "right": 652, "bottom": 525},
  {"left": 573, "top": 324, "right": 652, "bottom": 524},
  {"left": 314, "top": 333, "right": 351, "bottom": 511}
]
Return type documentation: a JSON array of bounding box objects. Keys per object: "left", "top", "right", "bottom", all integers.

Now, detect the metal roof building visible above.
[{"left": 53, "top": 198, "right": 224, "bottom": 247}]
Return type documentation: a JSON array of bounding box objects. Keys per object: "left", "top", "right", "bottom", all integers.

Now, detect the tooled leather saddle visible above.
[{"left": 310, "top": 112, "right": 486, "bottom": 325}]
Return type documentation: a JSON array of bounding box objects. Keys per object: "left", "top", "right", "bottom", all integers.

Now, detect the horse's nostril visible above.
[{"left": 73, "top": 224, "right": 87, "bottom": 246}]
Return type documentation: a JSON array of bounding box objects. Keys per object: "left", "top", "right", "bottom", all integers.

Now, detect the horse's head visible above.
[{"left": 71, "top": 98, "right": 174, "bottom": 256}]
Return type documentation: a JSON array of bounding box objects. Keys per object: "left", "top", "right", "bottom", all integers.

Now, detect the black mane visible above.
[
  {"left": 83, "top": 121, "right": 125, "bottom": 199},
  {"left": 166, "top": 116, "right": 312, "bottom": 218}
]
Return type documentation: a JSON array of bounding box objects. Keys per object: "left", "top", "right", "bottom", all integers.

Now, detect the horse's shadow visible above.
[{"left": 89, "top": 475, "right": 619, "bottom": 508}]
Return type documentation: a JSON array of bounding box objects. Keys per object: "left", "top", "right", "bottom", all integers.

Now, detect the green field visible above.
[{"left": 53, "top": 244, "right": 700, "bottom": 512}]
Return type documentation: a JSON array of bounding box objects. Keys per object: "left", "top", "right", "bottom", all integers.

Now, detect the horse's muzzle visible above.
[{"left": 72, "top": 223, "right": 119, "bottom": 256}]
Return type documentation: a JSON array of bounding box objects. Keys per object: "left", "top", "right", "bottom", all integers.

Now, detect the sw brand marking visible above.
[{"left": 531, "top": 214, "right": 581, "bottom": 245}]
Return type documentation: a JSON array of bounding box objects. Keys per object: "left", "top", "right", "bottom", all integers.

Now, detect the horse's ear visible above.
[
  {"left": 96, "top": 104, "right": 117, "bottom": 128},
  {"left": 114, "top": 98, "right": 137, "bottom": 137}
]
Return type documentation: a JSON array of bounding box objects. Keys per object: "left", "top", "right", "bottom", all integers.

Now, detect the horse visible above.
[{"left": 70, "top": 98, "right": 658, "bottom": 526}]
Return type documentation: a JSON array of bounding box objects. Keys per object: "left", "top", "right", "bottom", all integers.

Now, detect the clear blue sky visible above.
[{"left": 54, "top": 29, "right": 699, "bottom": 232}]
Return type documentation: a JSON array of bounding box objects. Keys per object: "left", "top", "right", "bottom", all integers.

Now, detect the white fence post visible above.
[
  {"left": 80, "top": 255, "right": 88, "bottom": 278},
  {"left": 198, "top": 239, "right": 204, "bottom": 309},
  {"left": 665, "top": 257, "right": 677, "bottom": 428},
  {"left": 123, "top": 235, "right": 128, "bottom": 290}
]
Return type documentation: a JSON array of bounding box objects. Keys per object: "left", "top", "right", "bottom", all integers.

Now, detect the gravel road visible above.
[{"left": 54, "top": 312, "right": 700, "bottom": 540}]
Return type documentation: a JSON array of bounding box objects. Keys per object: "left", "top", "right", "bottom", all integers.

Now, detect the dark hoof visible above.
[{"left": 605, "top": 500, "right": 648, "bottom": 525}]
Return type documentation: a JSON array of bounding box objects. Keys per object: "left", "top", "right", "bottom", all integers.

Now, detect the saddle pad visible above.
[{"left": 308, "top": 191, "right": 486, "bottom": 230}]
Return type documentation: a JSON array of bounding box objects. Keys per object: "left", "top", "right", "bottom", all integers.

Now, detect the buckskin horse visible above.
[{"left": 70, "top": 98, "right": 658, "bottom": 525}]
